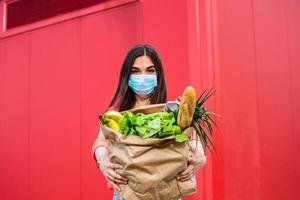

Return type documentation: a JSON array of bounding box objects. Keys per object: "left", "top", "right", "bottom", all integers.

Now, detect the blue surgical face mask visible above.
[{"left": 128, "top": 74, "right": 158, "bottom": 98}]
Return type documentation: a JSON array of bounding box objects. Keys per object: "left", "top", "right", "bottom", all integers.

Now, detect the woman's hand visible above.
[
  {"left": 176, "top": 140, "right": 207, "bottom": 182},
  {"left": 97, "top": 149, "right": 128, "bottom": 191}
]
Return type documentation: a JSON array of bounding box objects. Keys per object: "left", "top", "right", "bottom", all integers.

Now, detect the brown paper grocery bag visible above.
[{"left": 101, "top": 104, "right": 197, "bottom": 200}]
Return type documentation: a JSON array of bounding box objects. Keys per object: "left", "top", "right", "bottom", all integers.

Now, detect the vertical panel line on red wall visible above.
[
  {"left": 283, "top": 0, "right": 296, "bottom": 163},
  {"left": 137, "top": 1, "right": 144, "bottom": 42},
  {"left": 210, "top": 0, "right": 226, "bottom": 199},
  {"left": 250, "top": 0, "right": 262, "bottom": 195},
  {"left": 197, "top": 0, "right": 209, "bottom": 197},
  {"left": 206, "top": 0, "right": 214, "bottom": 199},
  {"left": 197, "top": 0, "right": 208, "bottom": 198},
  {"left": 79, "top": 19, "right": 82, "bottom": 200},
  {"left": 28, "top": 32, "right": 32, "bottom": 200}
]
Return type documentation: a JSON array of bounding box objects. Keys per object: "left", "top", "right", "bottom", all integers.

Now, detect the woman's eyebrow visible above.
[
  {"left": 131, "top": 67, "right": 140, "bottom": 70},
  {"left": 131, "top": 66, "right": 155, "bottom": 70}
]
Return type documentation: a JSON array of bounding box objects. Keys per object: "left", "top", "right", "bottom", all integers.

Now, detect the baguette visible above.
[{"left": 177, "top": 86, "right": 196, "bottom": 130}]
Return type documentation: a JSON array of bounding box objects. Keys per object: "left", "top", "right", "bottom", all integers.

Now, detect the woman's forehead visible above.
[{"left": 132, "top": 55, "right": 154, "bottom": 70}]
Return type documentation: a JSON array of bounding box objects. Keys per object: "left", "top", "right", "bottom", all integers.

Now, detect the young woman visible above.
[{"left": 92, "top": 44, "right": 207, "bottom": 200}]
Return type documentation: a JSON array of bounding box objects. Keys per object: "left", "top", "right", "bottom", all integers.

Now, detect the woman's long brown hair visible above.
[{"left": 108, "top": 44, "right": 167, "bottom": 111}]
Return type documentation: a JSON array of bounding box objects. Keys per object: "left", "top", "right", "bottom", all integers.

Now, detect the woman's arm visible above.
[
  {"left": 176, "top": 134, "right": 207, "bottom": 182},
  {"left": 92, "top": 106, "right": 119, "bottom": 161},
  {"left": 92, "top": 125, "right": 128, "bottom": 191},
  {"left": 189, "top": 139, "right": 207, "bottom": 167},
  {"left": 92, "top": 125, "right": 108, "bottom": 162}
]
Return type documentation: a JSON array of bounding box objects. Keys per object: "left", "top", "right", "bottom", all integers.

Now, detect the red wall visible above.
[
  {"left": 0, "top": 0, "right": 299, "bottom": 200},
  {"left": 212, "top": 0, "right": 300, "bottom": 199}
]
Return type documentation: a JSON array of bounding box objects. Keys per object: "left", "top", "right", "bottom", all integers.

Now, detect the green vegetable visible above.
[
  {"left": 175, "top": 134, "right": 188, "bottom": 143},
  {"left": 119, "top": 111, "right": 187, "bottom": 142}
]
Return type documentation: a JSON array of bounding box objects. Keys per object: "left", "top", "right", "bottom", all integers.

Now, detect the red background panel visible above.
[
  {"left": 213, "top": 0, "right": 300, "bottom": 199},
  {"left": 214, "top": 0, "right": 262, "bottom": 199},
  {"left": 0, "top": 0, "right": 300, "bottom": 200},
  {"left": 0, "top": 35, "right": 30, "bottom": 200},
  {"left": 29, "top": 21, "right": 81, "bottom": 200},
  {"left": 252, "top": 0, "right": 297, "bottom": 199}
]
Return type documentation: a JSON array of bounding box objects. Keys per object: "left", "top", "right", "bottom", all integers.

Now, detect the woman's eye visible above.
[
  {"left": 131, "top": 70, "right": 138, "bottom": 74},
  {"left": 148, "top": 69, "right": 155, "bottom": 73}
]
